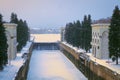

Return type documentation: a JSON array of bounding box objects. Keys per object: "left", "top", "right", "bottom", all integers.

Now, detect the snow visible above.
[
  {"left": 87, "top": 53, "right": 120, "bottom": 74},
  {"left": 62, "top": 42, "right": 120, "bottom": 75},
  {"left": 31, "top": 34, "right": 61, "bottom": 43},
  {"left": 0, "top": 53, "right": 24, "bottom": 80},
  {"left": 30, "top": 36, "right": 35, "bottom": 42},
  {"left": 27, "top": 50, "right": 87, "bottom": 80},
  {"left": 0, "top": 41, "right": 33, "bottom": 80},
  {"left": 62, "top": 42, "right": 86, "bottom": 53},
  {"left": 21, "top": 41, "right": 32, "bottom": 55}
]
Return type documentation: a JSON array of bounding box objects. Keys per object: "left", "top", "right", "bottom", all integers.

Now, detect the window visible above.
[{"left": 98, "top": 46, "right": 99, "bottom": 49}]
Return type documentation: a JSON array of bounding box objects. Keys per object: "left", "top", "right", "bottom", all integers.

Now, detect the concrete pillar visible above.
[{"left": 3, "top": 23, "right": 17, "bottom": 62}]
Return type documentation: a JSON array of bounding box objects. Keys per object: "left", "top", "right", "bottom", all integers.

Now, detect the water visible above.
[{"left": 27, "top": 50, "right": 87, "bottom": 80}]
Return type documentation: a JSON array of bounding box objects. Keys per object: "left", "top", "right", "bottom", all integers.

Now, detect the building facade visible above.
[
  {"left": 3, "top": 23, "right": 17, "bottom": 60},
  {"left": 91, "top": 24, "right": 110, "bottom": 59}
]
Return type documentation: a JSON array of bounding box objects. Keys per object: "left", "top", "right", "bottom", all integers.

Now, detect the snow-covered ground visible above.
[
  {"left": 0, "top": 41, "right": 32, "bottom": 80},
  {"left": 0, "top": 53, "right": 24, "bottom": 80},
  {"left": 27, "top": 50, "right": 87, "bottom": 80}
]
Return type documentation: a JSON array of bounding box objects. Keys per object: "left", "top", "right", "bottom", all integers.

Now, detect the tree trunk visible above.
[
  {"left": 116, "top": 57, "right": 118, "bottom": 65},
  {"left": 0, "top": 65, "right": 3, "bottom": 71}
]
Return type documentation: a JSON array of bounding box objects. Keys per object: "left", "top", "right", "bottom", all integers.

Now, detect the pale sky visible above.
[{"left": 0, "top": 0, "right": 120, "bottom": 28}]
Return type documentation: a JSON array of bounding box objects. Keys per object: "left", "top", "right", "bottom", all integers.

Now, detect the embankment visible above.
[
  {"left": 14, "top": 42, "right": 34, "bottom": 80},
  {"left": 59, "top": 42, "right": 120, "bottom": 80}
]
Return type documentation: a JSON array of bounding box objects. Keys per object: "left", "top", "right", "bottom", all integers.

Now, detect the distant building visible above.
[
  {"left": 4, "top": 23, "right": 17, "bottom": 60},
  {"left": 91, "top": 24, "right": 110, "bottom": 59}
]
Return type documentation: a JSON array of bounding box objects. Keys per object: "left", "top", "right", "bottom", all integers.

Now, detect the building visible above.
[
  {"left": 3, "top": 23, "right": 17, "bottom": 61},
  {"left": 91, "top": 24, "right": 110, "bottom": 59}
]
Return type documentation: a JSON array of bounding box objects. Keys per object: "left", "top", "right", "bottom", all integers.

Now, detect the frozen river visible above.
[{"left": 27, "top": 50, "right": 87, "bottom": 80}]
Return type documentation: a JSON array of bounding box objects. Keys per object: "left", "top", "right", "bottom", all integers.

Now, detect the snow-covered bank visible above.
[
  {"left": 27, "top": 50, "right": 87, "bottom": 80},
  {"left": 62, "top": 42, "right": 86, "bottom": 53},
  {"left": 0, "top": 53, "right": 24, "bottom": 80},
  {"left": 62, "top": 42, "right": 120, "bottom": 75},
  {"left": 87, "top": 53, "right": 120, "bottom": 74},
  {"left": 0, "top": 41, "right": 33, "bottom": 80}
]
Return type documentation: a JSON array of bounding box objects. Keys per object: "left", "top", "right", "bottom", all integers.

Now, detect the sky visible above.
[{"left": 0, "top": 0, "right": 120, "bottom": 29}]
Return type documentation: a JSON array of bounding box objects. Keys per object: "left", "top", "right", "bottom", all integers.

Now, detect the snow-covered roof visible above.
[
  {"left": 92, "top": 23, "right": 110, "bottom": 27},
  {"left": 3, "top": 23, "right": 18, "bottom": 27}
]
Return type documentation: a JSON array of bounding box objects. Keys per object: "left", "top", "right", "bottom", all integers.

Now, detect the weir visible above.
[{"left": 33, "top": 42, "right": 60, "bottom": 50}]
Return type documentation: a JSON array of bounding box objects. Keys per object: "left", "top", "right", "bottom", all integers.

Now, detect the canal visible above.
[{"left": 27, "top": 44, "right": 87, "bottom": 80}]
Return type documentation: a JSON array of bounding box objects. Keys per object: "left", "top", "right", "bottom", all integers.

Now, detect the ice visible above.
[{"left": 27, "top": 50, "right": 87, "bottom": 80}]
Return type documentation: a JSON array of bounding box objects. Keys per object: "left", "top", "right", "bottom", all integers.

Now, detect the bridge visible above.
[{"left": 27, "top": 34, "right": 87, "bottom": 80}]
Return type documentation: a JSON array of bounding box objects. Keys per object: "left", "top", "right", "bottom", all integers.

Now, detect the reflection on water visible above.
[{"left": 27, "top": 50, "right": 87, "bottom": 80}]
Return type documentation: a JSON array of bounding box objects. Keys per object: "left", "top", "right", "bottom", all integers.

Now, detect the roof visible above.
[
  {"left": 3, "top": 23, "right": 17, "bottom": 27},
  {"left": 91, "top": 23, "right": 110, "bottom": 27}
]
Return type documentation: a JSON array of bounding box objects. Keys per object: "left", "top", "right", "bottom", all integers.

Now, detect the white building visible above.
[
  {"left": 4, "top": 23, "right": 17, "bottom": 60},
  {"left": 91, "top": 24, "right": 110, "bottom": 59}
]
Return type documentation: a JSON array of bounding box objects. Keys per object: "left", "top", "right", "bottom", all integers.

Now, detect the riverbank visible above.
[
  {"left": 59, "top": 42, "right": 120, "bottom": 80},
  {"left": 0, "top": 41, "right": 34, "bottom": 80}
]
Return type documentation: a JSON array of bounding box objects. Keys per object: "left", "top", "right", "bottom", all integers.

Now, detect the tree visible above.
[
  {"left": 82, "top": 15, "right": 88, "bottom": 50},
  {"left": 64, "top": 15, "right": 92, "bottom": 52},
  {"left": 86, "top": 15, "right": 92, "bottom": 52},
  {"left": 10, "top": 13, "right": 18, "bottom": 23},
  {"left": 0, "top": 14, "right": 8, "bottom": 70},
  {"left": 109, "top": 6, "right": 120, "bottom": 64},
  {"left": 17, "top": 19, "right": 29, "bottom": 51},
  {"left": 64, "top": 23, "right": 74, "bottom": 44},
  {"left": 74, "top": 20, "right": 81, "bottom": 47},
  {"left": 82, "top": 15, "right": 92, "bottom": 52},
  {"left": 10, "top": 13, "right": 29, "bottom": 51}
]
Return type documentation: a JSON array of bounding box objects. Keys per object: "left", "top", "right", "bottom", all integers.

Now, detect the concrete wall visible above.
[
  {"left": 59, "top": 42, "right": 120, "bottom": 80},
  {"left": 14, "top": 42, "right": 34, "bottom": 80},
  {"left": 59, "top": 42, "right": 80, "bottom": 60},
  {"left": 4, "top": 23, "right": 17, "bottom": 60}
]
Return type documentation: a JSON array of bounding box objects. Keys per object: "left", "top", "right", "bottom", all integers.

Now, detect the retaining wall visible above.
[
  {"left": 59, "top": 42, "right": 120, "bottom": 80},
  {"left": 14, "top": 42, "right": 34, "bottom": 80}
]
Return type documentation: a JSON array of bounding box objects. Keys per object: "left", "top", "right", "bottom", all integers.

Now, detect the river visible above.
[{"left": 27, "top": 50, "right": 87, "bottom": 80}]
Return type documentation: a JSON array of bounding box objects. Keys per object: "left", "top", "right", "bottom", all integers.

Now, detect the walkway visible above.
[{"left": 27, "top": 50, "right": 87, "bottom": 80}]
